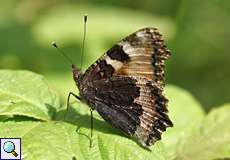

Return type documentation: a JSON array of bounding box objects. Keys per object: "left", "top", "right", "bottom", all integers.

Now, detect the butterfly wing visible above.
[
  {"left": 82, "top": 27, "right": 170, "bottom": 88},
  {"left": 79, "top": 27, "right": 172, "bottom": 146}
]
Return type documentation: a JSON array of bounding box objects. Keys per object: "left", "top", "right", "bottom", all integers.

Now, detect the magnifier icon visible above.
[{"left": 3, "top": 141, "right": 18, "bottom": 157}]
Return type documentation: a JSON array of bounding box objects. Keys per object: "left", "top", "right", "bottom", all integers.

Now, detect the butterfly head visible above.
[{"left": 72, "top": 64, "right": 82, "bottom": 83}]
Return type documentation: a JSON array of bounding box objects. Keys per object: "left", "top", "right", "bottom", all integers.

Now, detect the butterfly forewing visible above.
[{"left": 76, "top": 27, "right": 173, "bottom": 146}]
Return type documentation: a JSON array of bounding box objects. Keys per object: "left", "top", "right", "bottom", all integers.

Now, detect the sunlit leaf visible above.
[
  {"left": 162, "top": 85, "right": 205, "bottom": 158},
  {"left": 0, "top": 70, "right": 60, "bottom": 121},
  {"left": 174, "top": 104, "right": 230, "bottom": 160}
]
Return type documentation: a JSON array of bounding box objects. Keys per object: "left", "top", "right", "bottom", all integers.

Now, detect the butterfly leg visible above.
[
  {"left": 75, "top": 127, "right": 91, "bottom": 143},
  {"left": 65, "top": 92, "right": 81, "bottom": 120},
  {"left": 74, "top": 108, "right": 94, "bottom": 148},
  {"left": 90, "top": 109, "right": 93, "bottom": 148},
  {"left": 76, "top": 109, "right": 94, "bottom": 148}
]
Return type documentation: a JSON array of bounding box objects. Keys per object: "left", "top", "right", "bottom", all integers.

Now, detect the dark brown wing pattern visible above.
[{"left": 78, "top": 27, "right": 173, "bottom": 146}]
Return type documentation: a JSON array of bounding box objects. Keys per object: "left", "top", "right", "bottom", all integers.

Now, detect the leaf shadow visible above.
[
  {"left": 53, "top": 105, "right": 153, "bottom": 151},
  {"left": 55, "top": 105, "right": 124, "bottom": 137},
  {"left": 45, "top": 103, "right": 57, "bottom": 120}
]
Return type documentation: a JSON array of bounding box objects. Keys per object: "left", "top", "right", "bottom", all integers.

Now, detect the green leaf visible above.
[
  {"left": 0, "top": 70, "right": 60, "bottom": 121},
  {"left": 0, "top": 70, "right": 211, "bottom": 160},
  {"left": 55, "top": 85, "right": 206, "bottom": 160},
  {"left": 162, "top": 85, "right": 205, "bottom": 158},
  {"left": 0, "top": 121, "right": 168, "bottom": 160},
  {"left": 175, "top": 104, "right": 230, "bottom": 160}
]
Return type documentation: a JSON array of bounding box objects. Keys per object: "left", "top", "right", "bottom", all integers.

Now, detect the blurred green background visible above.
[{"left": 0, "top": 0, "right": 229, "bottom": 111}]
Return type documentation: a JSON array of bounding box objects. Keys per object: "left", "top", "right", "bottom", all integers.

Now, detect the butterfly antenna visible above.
[
  {"left": 80, "top": 15, "right": 87, "bottom": 71},
  {"left": 52, "top": 42, "right": 73, "bottom": 66}
]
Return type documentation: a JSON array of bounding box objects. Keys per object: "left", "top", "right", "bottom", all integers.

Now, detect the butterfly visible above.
[{"left": 68, "top": 27, "right": 173, "bottom": 146}]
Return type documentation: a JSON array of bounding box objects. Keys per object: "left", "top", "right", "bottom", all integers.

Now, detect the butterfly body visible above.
[{"left": 72, "top": 27, "right": 173, "bottom": 146}]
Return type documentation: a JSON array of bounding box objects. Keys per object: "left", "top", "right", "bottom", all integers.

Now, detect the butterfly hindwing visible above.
[
  {"left": 77, "top": 27, "right": 172, "bottom": 146},
  {"left": 89, "top": 76, "right": 142, "bottom": 135}
]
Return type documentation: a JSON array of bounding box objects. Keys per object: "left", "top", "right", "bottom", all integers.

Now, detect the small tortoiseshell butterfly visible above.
[{"left": 68, "top": 27, "right": 173, "bottom": 146}]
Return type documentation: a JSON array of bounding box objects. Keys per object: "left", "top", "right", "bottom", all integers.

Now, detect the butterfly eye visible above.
[{"left": 72, "top": 65, "right": 81, "bottom": 81}]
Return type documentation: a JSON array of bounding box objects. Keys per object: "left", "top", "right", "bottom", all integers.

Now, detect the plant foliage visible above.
[{"left": 0, "top": 70, "right": 229, "bottom": 160}]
